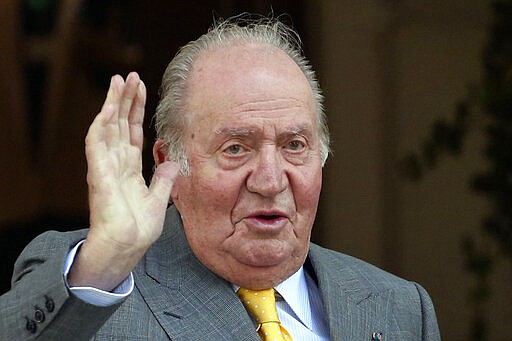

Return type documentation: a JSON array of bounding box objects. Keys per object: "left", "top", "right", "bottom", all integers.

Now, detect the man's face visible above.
[{"left": 171, "top": 42, "right": 323, "bottom": 289}]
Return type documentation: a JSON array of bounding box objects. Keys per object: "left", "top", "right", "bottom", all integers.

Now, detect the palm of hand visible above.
[
  {"left": 86, "top": 73, "right": 179, "bottom": 250},
  {"left": 67, "top": 73, "right": 179, "bottom": 290}
]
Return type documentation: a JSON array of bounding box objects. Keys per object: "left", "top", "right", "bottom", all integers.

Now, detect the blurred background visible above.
[{"left": 1, "top": 0, "right": 510, "bottom": 340}]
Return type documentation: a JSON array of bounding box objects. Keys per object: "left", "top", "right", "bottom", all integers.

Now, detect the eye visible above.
[
  {"left": 226, "top": 144, "right": 242, "bottom": 154},
  {"left": 285, "top": 139, "right": 306, "bottom": 152},
  {"left": 222, "top": 143, "right": 247, "bottom": 156}
]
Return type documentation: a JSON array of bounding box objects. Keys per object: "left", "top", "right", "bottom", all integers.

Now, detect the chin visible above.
[
  {"left": 226, "top": 257, "right": 303, "bottom": 289},
  {"left": 238, "top": 253, "right": 287, "bottom": 268},
  {"left": 228, "top": 271, "right": 289, "bottom": 290}
]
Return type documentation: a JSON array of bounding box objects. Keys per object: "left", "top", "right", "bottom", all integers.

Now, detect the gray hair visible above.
[{"left": 155, "top": 15, "right": 330, "bottom": 175}]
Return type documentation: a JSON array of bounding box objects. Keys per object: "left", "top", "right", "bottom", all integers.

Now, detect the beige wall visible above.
[{"left": 308, "top": 0, "right": 511, "bottom": 339}]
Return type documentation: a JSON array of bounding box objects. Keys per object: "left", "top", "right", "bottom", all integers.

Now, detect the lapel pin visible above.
[{"left": 372, "top": 331, "right": 383, "bottom": 340}]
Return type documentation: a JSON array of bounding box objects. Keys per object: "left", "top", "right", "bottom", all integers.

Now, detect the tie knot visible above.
[{"left": 237, "top": 288, "right": 279, "bottom": 324}]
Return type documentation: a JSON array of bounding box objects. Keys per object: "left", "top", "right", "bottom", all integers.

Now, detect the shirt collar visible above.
[
  {"left": 232, "top": 266, "right": 313, "bottom": 329},
  {"left": 275, "top": 266, "right": 313, "bottom": 330}
]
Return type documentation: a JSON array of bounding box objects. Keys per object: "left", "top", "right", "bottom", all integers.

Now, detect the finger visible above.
[
  {"left": 97, "top": 75, "right": 126, "bottom": 149},
  {"left": 101, "top": 75, "right": 124, "bottom": 113},
  {"left": 119, "top": 72, "right": 140, "bottom": 119},
  {"left": 149, "top": 161, "right": 180, "bottom": 205},
  {"left": 129, "top": 80, "right": 146, "bottom": 150},
  {"left": 118, "top": 72, "right": 141, "bottom": 141},
  {"left": 87, "top": 104, "right": 116, "bottom": 143},
  {"left": 85, "top": 104, "right": 116, "bottom": 168}
]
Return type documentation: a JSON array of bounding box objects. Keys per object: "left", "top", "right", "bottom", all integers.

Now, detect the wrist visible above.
[{"left": 67, "top": 234, "right": 146, "bottom": 291}]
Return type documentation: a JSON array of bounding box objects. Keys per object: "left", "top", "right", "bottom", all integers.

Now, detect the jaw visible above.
[
  {"left": 197, "top": 233, "right": 309, "bottom": 289},
  {"left": 216, "top": 252, "right": 307, "bottom": 290}
]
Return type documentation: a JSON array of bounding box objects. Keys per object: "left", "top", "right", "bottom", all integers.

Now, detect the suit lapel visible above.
[
  {"left": 134, "top": 206, "right": 259, "bottom": 341},
  {"left": 132, "top": 208, "right": 396, "bottom": 340},
  {"left": 308, "top": 244, "right": 393, "bottom": 341}
]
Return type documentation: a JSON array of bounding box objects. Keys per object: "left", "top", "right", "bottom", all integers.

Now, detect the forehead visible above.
[{"left": 183, "top": 42, "right": 316, "bottom": 130}]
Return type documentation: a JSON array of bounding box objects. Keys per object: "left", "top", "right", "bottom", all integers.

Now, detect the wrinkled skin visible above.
[{"left": 156, "top": 42, "right": 323, "bottom": 289}]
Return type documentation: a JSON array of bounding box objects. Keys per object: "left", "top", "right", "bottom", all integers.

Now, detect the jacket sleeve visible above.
[
  {"left": 0, "top": 230, "right": 123, "bottom": 340},
  {"left": 413, "top": 282, "right": 441, "bottom": 341}
]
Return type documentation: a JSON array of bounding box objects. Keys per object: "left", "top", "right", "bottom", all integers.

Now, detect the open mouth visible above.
[
  {"left": 257, "top": 214, "right": 282, "bottom": 220},
  {"left": 245, "top": 213, "right": 288, "bottom": 228}
]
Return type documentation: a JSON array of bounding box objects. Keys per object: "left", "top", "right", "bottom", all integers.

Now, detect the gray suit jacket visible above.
[{"left": 0, "top": 206, "right": 440, "bottom": 340}]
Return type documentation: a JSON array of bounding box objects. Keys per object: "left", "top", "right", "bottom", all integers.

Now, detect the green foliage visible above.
[{"left": 400, "top": 101, "right": 471, "bottom": 180}]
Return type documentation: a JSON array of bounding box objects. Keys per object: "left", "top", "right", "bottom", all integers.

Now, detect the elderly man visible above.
[{"left": 0, "top": 17, "right": 440, "bottom": 340}]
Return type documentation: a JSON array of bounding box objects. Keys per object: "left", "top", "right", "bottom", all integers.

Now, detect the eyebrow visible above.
[
  {"left": 214, "top": 124, "right": 313, "bottom": 138},
  {"left": 214, "top": 128, "right": 256, "bottom": 137},
  {"left": 285, "top": 124, "right": 312, "bottom": 136}
]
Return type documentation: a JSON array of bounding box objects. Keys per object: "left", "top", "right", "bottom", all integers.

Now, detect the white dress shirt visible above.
[
  {"left": 64, "top": 241, "right": 134, "bottom": 307},
  {"left": 274, "top": 267, "right": 330, "bottom": 340},
  {"left": 234, "top": 267, "right": 330, "bottom": 341}
]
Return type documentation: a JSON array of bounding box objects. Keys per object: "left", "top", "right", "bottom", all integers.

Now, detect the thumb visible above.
[{"left": 149, "top": 161, "right": 180, "bottom": 204}]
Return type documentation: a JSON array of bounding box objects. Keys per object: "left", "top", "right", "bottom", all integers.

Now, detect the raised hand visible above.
[{"left": 68, "top": 73, "right": 180, "bottom": 291}]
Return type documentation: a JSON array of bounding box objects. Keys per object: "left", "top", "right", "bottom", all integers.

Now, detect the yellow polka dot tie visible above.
[{"left": 237, "top": 288, "right": 293, "bottom": 341}]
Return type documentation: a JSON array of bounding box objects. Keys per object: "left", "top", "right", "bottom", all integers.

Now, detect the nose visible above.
[{"left": 246, "top": 145, "right": 288, "bottom": 197}]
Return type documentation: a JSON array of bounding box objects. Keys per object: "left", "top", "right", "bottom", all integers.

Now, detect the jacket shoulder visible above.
[
  {"left": 309, "top": 243, "right": 413, "bottom": 290},
  {"left": 308, "top": 243, "right": 441, "bottom": 340}
]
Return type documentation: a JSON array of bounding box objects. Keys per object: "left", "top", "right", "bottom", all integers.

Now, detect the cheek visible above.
[
  {"left": 175, "top": 168, "right": 241, "bottom": 252},
  {"left": 175, "top": 161, "right": 246, "bottom": 217},
  {"left": 195, "top": 167, "right": 243, "bottom": 205},
  {"left": 294, "top": 167, "right": 322, "bottom": 212}
]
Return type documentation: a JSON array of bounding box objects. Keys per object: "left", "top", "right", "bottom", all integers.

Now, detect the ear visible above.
[
  {"left": 153, "top": 139, "right": 170, "bottom": 166},
  {"left": 153, "top": 139, "right": 181, "bottom": 203}
]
